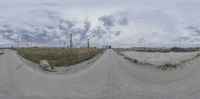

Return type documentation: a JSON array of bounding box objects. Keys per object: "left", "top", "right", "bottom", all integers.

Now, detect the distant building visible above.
[{"left": 103, "top": 45, "right": 112, "bottom": 49}]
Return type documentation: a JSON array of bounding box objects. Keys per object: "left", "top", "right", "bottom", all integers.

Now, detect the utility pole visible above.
[
  {"left": 17, "top": 32, "right": 20, "bottom": 48},
  {"left": 58, "top": 38, "right": 61, "bottom": 48},
  {"left": 87, "top": 36, "right": 93, "bottom": 48},
  {"left": 11, "top": 42, "right": 13, "bottom": 48},
  {"left": 70, "top": 34, "right": 73, "bottom": 48},
  {"left": 87, "top": 38, "right": 90, "bottom": 48}
]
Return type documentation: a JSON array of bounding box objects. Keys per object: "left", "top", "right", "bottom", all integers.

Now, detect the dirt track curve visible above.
[{"left": 1, "top": 49, "right": 200, "bottom": 99}]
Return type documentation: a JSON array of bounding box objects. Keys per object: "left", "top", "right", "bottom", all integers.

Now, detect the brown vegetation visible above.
[
  {"left": 115, "top": 48, "right": 200, "bottom": 71},
  {"left": 15, "top": 48, "right": 103, "bottom": 67},
  {"left": 114, "top": 47, "right": 200, "bottom": 53}
]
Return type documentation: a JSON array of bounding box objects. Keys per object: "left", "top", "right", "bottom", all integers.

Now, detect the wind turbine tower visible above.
[
  {"left": 87, "top": 38, "right": 90, "bottom": 48},
  {"left": 70, "top": 34, "right": 73, "bottom": 48}
]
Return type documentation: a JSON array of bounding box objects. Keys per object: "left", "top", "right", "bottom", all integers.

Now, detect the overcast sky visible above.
[{"left": 0, "top": 0, "right": 200, "bottom": 48}]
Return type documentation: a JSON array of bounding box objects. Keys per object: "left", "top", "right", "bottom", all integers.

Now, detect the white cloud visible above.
[{"left": 0, "top": 0, "right": 200, "bottom": 47}]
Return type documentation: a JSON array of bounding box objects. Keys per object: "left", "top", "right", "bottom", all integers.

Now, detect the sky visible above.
[{"left": 0, "top": 0, "right": 200, "bottom": 48}]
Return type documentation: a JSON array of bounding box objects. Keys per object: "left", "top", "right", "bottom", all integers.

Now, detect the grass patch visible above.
[
  {"left": 15, "top": 48, "right": 103, "bottom": 67},
  {"left": 124, "top": 56, "right": 138, "bottom": 63}
]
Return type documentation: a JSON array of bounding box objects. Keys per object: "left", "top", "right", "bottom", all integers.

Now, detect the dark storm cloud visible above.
[
  {"left": 71, "top": 20, "right": 92, "bottom": 40},
  {"left": 0, "top": 9, "right": 127, "bottom": 46},
  {"left": 175, "top": 26, "right": 200, "bottom": 43},
  {"left": 177, "top": 37, "right": 190, "bottom": 42},
  {"left": 99, "top": 15, "right": 115, "bottom": 27},
  {"left": 91, "top": 26, "right": 107, "bottom": 39},
  {"left": 84, "top": 20, "right": 91, "bottom": 32},
  {"left": 98, "top": 11, "right": 129, "bottom": 28},
  {"left": 186, "top": 26, "right": 200, "bottom": 36},
  {"left": 0, "top": 29, "right": 14, "bottom": 34},
  {"left": 71, "top": 27, "right": 86, "bottom": 39},
  {"left": 1, "top": 33, "right": 16, "bottom": 41},
  {"left": 189, "top": 38, "right": 200, "bottom": 42},
  {"left": 116, "top": 11, "right": 129, "bottom": 26},
  {"left": 0, "top": 26, "right": 17, "bottom": 41},
  {"left": 117, "top": 17, "right": 129, "bottom": 26},
  {"left": 18, "top": 29, "right": 35, "bottom": 42},
  {"left": 115, "top": 31, "right": 121, "bottom": 36}
]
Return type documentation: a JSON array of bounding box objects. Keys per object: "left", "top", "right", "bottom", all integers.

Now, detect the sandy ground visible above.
[
  {"left": 0, "top": 49, "right": 200, "bottom": 99},
  {"left": 121, "top": 51, "right": 200, "bottom": 65}
]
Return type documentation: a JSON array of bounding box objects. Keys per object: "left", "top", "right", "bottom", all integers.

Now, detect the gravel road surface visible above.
[{"left": 0, "top": 49, "right": 200, "bottom": 99}]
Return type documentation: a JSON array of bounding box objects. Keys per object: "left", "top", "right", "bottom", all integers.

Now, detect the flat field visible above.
[{"left": 14, "top": 48, "right": 103, "bottom": 67}]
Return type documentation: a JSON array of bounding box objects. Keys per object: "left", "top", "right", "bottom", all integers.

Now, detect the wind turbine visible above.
[
  {"left": 65, "top": 31, "right": 73, "bottom": 48},
  {"left": 87, "top": 34, "right": 94, "bottom": 48},
  {"left": 17, "top": 31, "right": 20, "bottom": 48}
]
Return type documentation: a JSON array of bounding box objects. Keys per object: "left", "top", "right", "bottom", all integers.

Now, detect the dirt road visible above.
[{"left": 0, "top": 49, "right": 200, "bottom": 99}]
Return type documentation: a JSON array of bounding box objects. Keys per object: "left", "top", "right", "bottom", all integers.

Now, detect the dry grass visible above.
[
  {"left": 115, "top": 49, "right": 200, "bottom": 71},
  {"left": 15, "top": 48, "right": 103, "bottom": 67},
  {"left": 114, "top": 47, "right": 200, "bottom": 53},
  {"left": 157, "top": 63, "right": 177, "bottom": 71}
]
